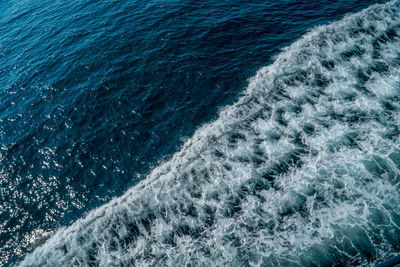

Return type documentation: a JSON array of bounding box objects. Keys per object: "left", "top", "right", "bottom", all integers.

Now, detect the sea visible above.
[{"left": 1, "top": 0, "right": 399, "bottom": 266}]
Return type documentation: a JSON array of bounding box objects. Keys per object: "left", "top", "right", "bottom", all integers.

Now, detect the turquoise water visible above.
[{"left": 1, "top": 0, "right": 399, "bottom": 266}]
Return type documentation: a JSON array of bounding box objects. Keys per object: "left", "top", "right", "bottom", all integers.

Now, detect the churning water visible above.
[
  {"left": 1, "top": 0, "right": 400, "bottom": 266},
  {"left": 15, "top": 1, "right": 400, "bottom": 266}
]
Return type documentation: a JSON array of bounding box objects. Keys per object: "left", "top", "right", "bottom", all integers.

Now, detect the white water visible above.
[{"left": 20, "top": 1, "right": 400, "bottom": 266}]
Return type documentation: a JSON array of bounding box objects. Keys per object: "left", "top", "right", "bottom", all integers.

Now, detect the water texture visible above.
[
  {"left": 12, "top": 0, "right": 400, "bottom": 266},
  {"left": 0, "top": 0, "right": 397, "bottom": 266}
]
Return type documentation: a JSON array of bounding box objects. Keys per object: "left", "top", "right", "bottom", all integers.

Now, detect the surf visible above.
[{"left": 19, "top": 1, "right": 400, "bottom": 266}]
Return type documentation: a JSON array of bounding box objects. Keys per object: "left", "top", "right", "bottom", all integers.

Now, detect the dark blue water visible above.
[{"left": 0, "top": 0, "right": 397, "bottom": 266}]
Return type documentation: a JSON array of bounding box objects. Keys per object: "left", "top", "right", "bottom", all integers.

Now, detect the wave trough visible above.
[{"left": 19, "top": 1, "right": 400, "bottom": 266}]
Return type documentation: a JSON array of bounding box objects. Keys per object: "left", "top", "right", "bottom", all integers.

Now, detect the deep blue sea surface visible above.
[{"left": 1, "top": 0, "right": 400, "bottom": 266}]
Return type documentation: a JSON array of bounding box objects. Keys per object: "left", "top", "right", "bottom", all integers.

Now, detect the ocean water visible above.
[{"left": 1, "top": 0, "right": 399, "bottom": 266}]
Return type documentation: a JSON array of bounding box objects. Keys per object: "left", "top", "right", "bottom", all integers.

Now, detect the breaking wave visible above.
[{"left": 19, "top": 1, "right": 400, "bottom": 266}]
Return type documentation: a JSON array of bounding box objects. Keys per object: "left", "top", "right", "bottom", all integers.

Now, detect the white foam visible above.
[{"left": 19, "top": 1, "right": 400, "bottom": 266}]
